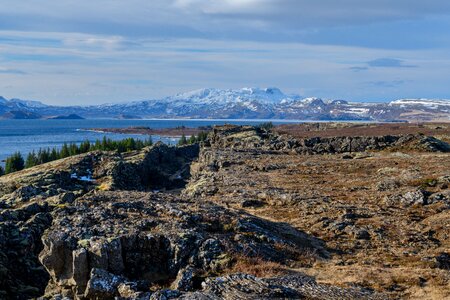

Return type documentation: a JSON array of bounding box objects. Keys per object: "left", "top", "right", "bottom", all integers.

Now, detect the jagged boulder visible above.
[{"left": 384, "top": 189, "right": 431, "bottom": 207}]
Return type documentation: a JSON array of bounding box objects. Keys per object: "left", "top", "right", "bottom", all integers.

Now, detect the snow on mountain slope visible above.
[
  {"left": 0, "top": 97, "right": 48, "bottom": 109},
  {"left": 2, "top": 88, "right": 450, "bottom": 121},
  {"left": 162, "top": 87, "right": 300, "bottom": 105},
  {"left": 9, "top": 98, "right": 48, "bottom": 108},
  {"left": 390, "top": 99, "right": 450, "bottom": 108}
]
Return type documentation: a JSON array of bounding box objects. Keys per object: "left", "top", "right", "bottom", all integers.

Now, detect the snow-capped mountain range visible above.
[{"left": 1, "top": 88, "right": 450, "bottom": 121}]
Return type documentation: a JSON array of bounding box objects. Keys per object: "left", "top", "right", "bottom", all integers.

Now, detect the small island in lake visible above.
[{"left": 47, "top": 114, "right": 85, "bottom": 120}]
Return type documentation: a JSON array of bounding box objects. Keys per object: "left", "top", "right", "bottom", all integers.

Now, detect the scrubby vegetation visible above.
[
  {"left": 1, "top": 132, "right": 209, "bottom": 176},
  {"left": 2, "top": 136, "right": 153, "bottom": 175},
  {"left": 256, "top": 122, "right": 274, "bottom": 130}
]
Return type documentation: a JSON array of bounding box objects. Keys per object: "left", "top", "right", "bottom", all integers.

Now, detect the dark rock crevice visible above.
[
  {"left": 0, "top": 207, "right": 53, "bottom": 299},
  {"left": 108, "top": 143, "right": 200, "bottom": 191}
]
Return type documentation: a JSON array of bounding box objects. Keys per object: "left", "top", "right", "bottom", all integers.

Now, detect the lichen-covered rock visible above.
[
  {"left": 83, "top": 268, "right": 127, "bottom": 299},
  {"left": 181, "top": 273, "right": 386, "bottom": 300},
  {"left": 171, "top": 266, "right": 196, "bottom": 292},
  {"left": 0, "top": 211, "right": 52, "bottom": 299},
  {"left": 37, "top": 191, "right": 325, "bottom": 298},
  {"left": 205, "top": 125, "right": 450, "bottom": 154},
  {"left": 4, "top": 125, "right": 444, "bottom": 299},
  {"left": 384, "top": 189, "right": 430, "bottom": 206}
]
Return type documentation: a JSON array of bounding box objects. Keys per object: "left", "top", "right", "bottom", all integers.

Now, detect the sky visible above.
[{"left": 1, "top": 0, "right": 450, "bottom": 105}]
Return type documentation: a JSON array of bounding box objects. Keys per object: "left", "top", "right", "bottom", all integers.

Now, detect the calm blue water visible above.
[{"left": 0, "top": 119, "right": 301, "bottom": 163}]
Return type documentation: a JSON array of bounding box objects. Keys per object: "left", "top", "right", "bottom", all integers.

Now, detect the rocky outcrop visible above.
[
  {"left": 206, "top": 125, "right": 450, "bottom": 154},
  {"left": 184, "top": 273, "right": 386, "bottom": 299},
  {"left": 184, "top": 126, "right": 450, "bottom": 201},
  {"left": 38, "top": 191, "right": 326, "bottom": 299},
  {"left": 6, "top": 125, "right": 447, "bottom": 299},
  {"left": 0, "top": 203, "right": 52, "bottom": 298},
  {"left": 0, "top": 143, "right": 200, "bottom": 299},
  {"left": 107, "top": 143, "right": 199, "bottom": 190}
]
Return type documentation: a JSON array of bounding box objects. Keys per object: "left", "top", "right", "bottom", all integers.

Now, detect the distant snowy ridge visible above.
[
  {"left": 161, "top": 87, "right": 300, "bottom": 105},
  {"left": 390, "top": 99, "right": 450, "bottom": 108},
  {"left": 1, "top": 88, "right": 450, "bottom": 121}
]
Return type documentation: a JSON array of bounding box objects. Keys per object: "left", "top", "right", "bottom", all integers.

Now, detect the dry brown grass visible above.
[
  {"left": 275, "top": 122, "right": 450, "bottom": 139},
  {"left": 228, "top": 255, "right": 287, "bottom": 278},
  {"left": 273, "top": 242, "right": 319, "bottom": 267},
  {"left": 191, "top": 127, "right": 450, "bottom": 298},
  {"left": 297, "top": 264, "right": 450, "bottom": 299}
]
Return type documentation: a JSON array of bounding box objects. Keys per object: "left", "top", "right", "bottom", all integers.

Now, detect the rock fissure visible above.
[{"left": 1, "top": 125, "right": 449, "bottom": 299}]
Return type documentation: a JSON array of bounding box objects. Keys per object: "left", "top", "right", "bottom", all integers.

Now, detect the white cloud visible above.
[
  {"left": 0, "top": 1, "right": 450, "bottom": 103},
  {"left": 1, "top": 30, "right": 450, "bottom": 104},
  {"left": 63, "top": 36, "right": 125, "bottom": 51},
  {"left": 1, "top": 0, "right": 450, "bottom": 37},
  {"left": 174, "top": 0, "right": 266, "bottom": 13}
]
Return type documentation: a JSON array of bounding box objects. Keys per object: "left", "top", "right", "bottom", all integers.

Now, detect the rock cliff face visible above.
[
  {"left": 1, "top": 125, "right": 449, "bottom": 299},
  {"left": 204, "top": 125, "right": 450, "bottom": 154}
]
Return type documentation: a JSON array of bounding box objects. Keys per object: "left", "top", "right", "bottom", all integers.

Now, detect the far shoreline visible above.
[
  {"left": 79, "top": 126, "right": 212, "bottom": 137},
  {"left": 0, "top": 117, "right": 381, "bottom": 123}
]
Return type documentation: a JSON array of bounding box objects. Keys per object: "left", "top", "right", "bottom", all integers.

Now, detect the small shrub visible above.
[{"left": 256, "top": 122, "right": 274, "bottom": 131}]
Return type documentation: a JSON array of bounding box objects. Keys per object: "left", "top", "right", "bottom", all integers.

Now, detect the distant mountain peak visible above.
[
  {"left": 9, "top": 98, "right": 48, "bottom": 108},
  {"left": 165, "top": 87, "right": 299, "bottom": 106},
  {"left": 302, "top": 97, "right": 324, "bottom": 104},
  {"left": 1, "top": 89, "right": 449, "bottom": 122}
]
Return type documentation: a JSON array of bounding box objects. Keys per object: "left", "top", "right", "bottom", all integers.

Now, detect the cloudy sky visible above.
[{"left": 1, "top": 0, "right": 450, "bottom": 105}]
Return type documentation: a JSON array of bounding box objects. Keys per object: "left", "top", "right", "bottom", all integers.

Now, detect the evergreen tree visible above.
[
  {"left": 116, "top": 140, "right": 126, "bottom": 153},
  {"left": 79, "top": 140, "right": 91, "bottom": 153},
  {"left": 178, "top": 134, "right": 188, "bottom": 146},
  {"left": 25, "top": 151, "right": 38, "bottom": 168},
  {"left": 37, "top": 148, "right": 51, "bottom": 164},
  {"left": 94, "top": 140, "right": 102, "bottom": 151},
  {"left": 197, "top": 131, "right": 208, "bottom": 142},
  {"left": 50, "top": 148, "right": 59, "bottom": 161},
  {"left": 5, "top": 152, "right": 24, "bottom": 174},
  {"left": 146, "top": 136, "right": 153, "bottom": 146},
  {"left": 101, "top": 136, "right": 109, "bottom": 151},
  {"left": 60, "top": 143, "right": 70, "bottom": 158},
  {"left": 0, "top": 165, "right": 4, "bottom": 176},
  {"left": 69, "top": 143, "right": 78, "bottom": 156},
  {"left": 5, "top": 137, "right": 155, "bottom": 171},
  {"left": 188, "top": 135, "right": 197, "bottom": 144}
]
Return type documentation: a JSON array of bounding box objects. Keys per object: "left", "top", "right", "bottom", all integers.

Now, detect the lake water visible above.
[{"left": 0, "top": 119, "right": 302, "bottom": 163}]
